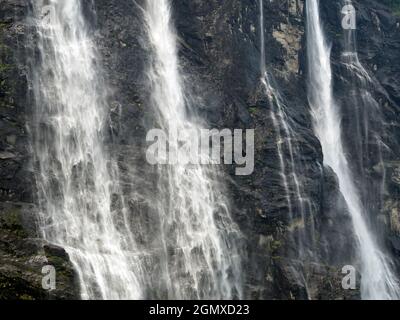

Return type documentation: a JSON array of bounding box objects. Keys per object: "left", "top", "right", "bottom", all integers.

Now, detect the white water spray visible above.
[
  {"left": 31, "top": 0, "right": 143, "bottom": 300},
  {"left": 306, "top": 0, "right": 400, "bottom": 299},
  {"left": 341, "top": 0, "right": 389, "bottom": 224},
  {"left": 142, "top": 0, "right": 243, "bottom": 299}
]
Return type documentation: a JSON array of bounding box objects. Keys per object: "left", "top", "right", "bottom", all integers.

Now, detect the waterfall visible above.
[
  {"left": 30, "top": 0, "right": 143, "bottom": 300},
  {"left": 142, "top": 0, "right": 243, "bottom": 299},
  {"left": 259, "top": 0, "right": 315, "bottom": 258},
  {"left": 306, "top": 0, "right": 400, "bottom": 299},
  {"left": 340, "top": 0, "right": 388, "bottom": 221}
]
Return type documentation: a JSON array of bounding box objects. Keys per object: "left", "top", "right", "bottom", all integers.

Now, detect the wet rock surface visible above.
[
  {"left": 1, "top": 0, "right": 399, "bottom": 299},
  {"left": 0, "top": 0, "right": 78, "bottom": 299}
]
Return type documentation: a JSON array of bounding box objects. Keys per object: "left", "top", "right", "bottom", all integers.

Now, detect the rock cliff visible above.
[{"left": 0, "top": 0, "right": 399, "bottom": 299}]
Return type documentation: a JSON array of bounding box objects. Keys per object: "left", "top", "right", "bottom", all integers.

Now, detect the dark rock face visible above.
[
  {"left": 92, "top": 0, "right": 359, "bottom": 299},
  {"left": 170, "top": 0, "right": 359, "bottom": 299},
  {"left": 321, "top": 0, "right": 400, "bottom": 277},
  {"left": 0, "top": 0, "right": 78, "bottom": 300},
  {"left": 0, "top": 0, "right": 399, "bottom": 299}
]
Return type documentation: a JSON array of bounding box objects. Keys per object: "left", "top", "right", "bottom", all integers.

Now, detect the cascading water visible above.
[
  {"left": 30, "top": 0, "right": 143, "bottom": 300},
  {"left": 142, "top": 0, "right": 243, "bottom": 299},
  {"left": 340, "top": 0, "right": 389, "bottom": 225},
  {"left": 259, "top": 0, "right": 315, "bottom": 256},
  {"left": 306, "top": 0, "right": 400, "bottom": 299}
]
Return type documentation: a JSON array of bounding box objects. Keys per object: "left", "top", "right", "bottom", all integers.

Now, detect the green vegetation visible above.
[
  {"left": 381, "top": 0, "right": 400, "bottom": 15},
  {"left": 0, "top": 274, "right": 36, "bottom": 300},
  {"left": 0, "top": 207, "right": 27, "bottom": 237},
  {"left": 0, "top": 22, "right": 7, "bottom": 31},
  {"left": 270, "top": 240, "right": 282, "bottom": 253},
  {"left": 0, "top": 63, "right": 10, "bottom": 73},
  {"left": 249, "top": 107, "right": 258, "bottom": 114},
  {"left": 0, "top": 29, "right": 12, "bottom": 108}
]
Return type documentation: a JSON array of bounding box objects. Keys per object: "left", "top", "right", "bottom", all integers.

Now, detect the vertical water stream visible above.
[
  {"left": 306, "top": 0, "right": 400, "bottom": 299},
  {"left": 142, "top": 0, "right": 243, "bottom": 299},
  {"left": 31, "top": 0, "right": 143, "bottom": 300}
]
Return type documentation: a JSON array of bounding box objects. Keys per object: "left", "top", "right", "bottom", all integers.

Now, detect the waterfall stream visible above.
[
  {"left": 340, "top": 0, "right": 389, "bottom": 227},
  {"left": 30, "top": 0, "right": 143, "bottom": 300},
  {"left": 142, "top": 0, "right": 243, "bottom": 299},
  {"left": 27, "top": 0, "right": 399, "bottom": 301},
  {"left": 306, "top": 0, "right": 400, "bottom": 299},
  {"left": 30, "top": 0, "right": 243, "bottom": 300},
  {"left": 259, "top": 0, "right": 315, "bottom": 259}
]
